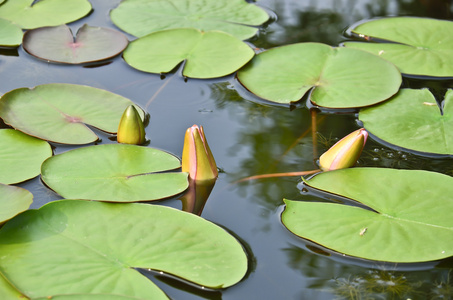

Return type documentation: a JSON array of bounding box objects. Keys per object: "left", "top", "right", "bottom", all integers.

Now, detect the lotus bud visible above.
[
  {"left": 319, "top": 128, "right": 368, "bottom": 171},
  {"left": 117, "top": 105, "right": 145, "bottom": 145},
  {"left": 182, "top": 125, "right": 218, "bottom": 180}
]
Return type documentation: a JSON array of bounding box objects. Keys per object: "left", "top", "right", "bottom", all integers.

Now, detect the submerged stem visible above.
[
  {"left": 145, "top": 72, "right": 177, "bottom": 110},
  {"left": 235, "top": 169, "right": 321, "bottom": 183}
]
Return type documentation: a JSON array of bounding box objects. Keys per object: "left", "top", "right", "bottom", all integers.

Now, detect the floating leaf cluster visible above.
[
  {"left": 0, "top": 0, "right": 452, "bottom": 298},
  {"left": 280, "top": 17, "right": 453, "bottom": 264}
]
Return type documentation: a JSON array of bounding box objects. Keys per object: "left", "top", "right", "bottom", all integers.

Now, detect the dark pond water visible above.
[{"left": 2, "top": 0, "right": 453, "bottom": 299}]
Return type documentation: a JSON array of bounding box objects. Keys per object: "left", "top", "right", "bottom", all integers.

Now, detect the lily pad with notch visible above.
[
  {"left": 343, "top": 17, "right": 453, "bottom": 78},
  {"left": 0, "top": 0, "right": 92, "bottom": 29},
  {"left": 282, "top": 167, "right": 453, "bottom": 262},
  {"left": 0, "top": 18, "right": 23, "bottom": 48},
  {"left": 0, "top": 199, "right": 248, "bottom": 298},
  {"left": 123, "top": 28, "right": 255, "bottom": 79},
  {"left": 41, "top": 144, "right": 188, "bottom": 202},
  {"left": 0, "top": 183, "right": 33, "bottom": 225},
  {"left": 236, "top": 42, "right": 401, "bottom": 108},
  {"left": 0, "top": 129, "right": 52, "bottom": 184},
  {"left": 23, "top": 24, "right": 129, "bottom": 64},
  {"left": 110, "top": 0, "right": 269, "bottom": 40},
  {"left": 359, "top": 88, "right": 453, "bottom": 156},
  {"left": 0, "top": 83, "right": 145, "bottom": 145}
]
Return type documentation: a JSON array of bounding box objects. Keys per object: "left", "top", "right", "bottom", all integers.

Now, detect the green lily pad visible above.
[
  {"left": 0, "top": 129, "right": 52, "bottom": 184},
  {"left": 282, "top": 168, "right": 453, "bottom": 263},
  {"left": 0, "top": 0, "right": 92, "bottom": 29},
  {"left": 0, "top": 199, "right": 248, "bottom": 298},
  {"left": 110, "top": 0, "right": 269, "bottom": 40},
  {"left": 41, "top": 144, "right": 188, "bottom": 202},
  {"left": 23, "top": 24, "right": 129, "bottom": 64},
  {"left": 0, "top": 18, "right": 23, "bottom": 48},
  {"left": 236, "top": 42, "right": 401, "bottom": 108},
  {"left": 0, "top": 183, "right": 32, "bottom": 224},
  {"left": 359, "top": 88, "right": 453, "bottom": 155},
  {"left": 0, "top": 83, "right": 145, "bottom": 145},
  {"left": 123, "top": 28, "right": 254, "bottom": 79},
  {"left": 0, "top": 268, "right": 24, "bottom": 299},
  {"left": 343, "top": 17, "right": 453, "bottom": 78}
]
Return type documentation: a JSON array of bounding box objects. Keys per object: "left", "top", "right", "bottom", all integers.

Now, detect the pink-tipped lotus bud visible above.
[
  {"left": 182, "top": 125, "right": 218, "bottom": 180},
  {"left": 117, "top": 105, "right": 145, "bottom": 145},
  {"left": 319, "top": 128, "right": 368, "bottom": 171}
]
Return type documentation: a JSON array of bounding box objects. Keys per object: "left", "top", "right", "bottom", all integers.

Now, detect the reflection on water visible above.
[
  {"left": 2, "top": 0, "right": 453, "bottom": 299},
  {"left": 256, "top": 0, "right": 452, "bottom": 47},
  {"left": 284, "top": 244, "right": 453, "bottom": 299}
]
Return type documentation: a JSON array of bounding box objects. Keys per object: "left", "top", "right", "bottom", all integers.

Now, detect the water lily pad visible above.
[
  {"left": 0, "top": 199, "right": 248, "bottom": 298},
  {"left": 282, "top": 168, "right": 453, "bottom": 262},
  {"left": 343, "top": 17, "right": 453, "bottom": 78},
  {"left": 110, "top": 0, "right": 269, "bottom": 40},
  {"left": 0, "top": 183, "right": 32, "bottom": 224},
  {"left": 0, "top": 272, "right": 23, "bottom": 299},
  {"left": 237, "top": 42, "right": 401, "bottom": 108},
  {"left": 0, "top": 129, "right": 52, "bottom": 184},
  {"left": 359, "top": 88, "right": 453, "bottom": 155},
  {"left": 123, "top": 28, "right": 254, "bottom": 78},
  {"left": 0, "top": 0, "right": 91, "bottom": 29},
  {"left": 23, "top": 24, "right": 129, "bottom": 64},
  {"left": 0, "top": 18, "right": 23, "bottom": 48},
  {"left": 0, "top": 83, "right": 144, "bottom": 145},
  {"left": 41, "top": 144, "right": 188, "bottom": 202}
]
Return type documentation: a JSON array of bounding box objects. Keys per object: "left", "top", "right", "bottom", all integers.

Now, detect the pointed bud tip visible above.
[
  {"left": 117, "top": 105, "right": 146, "bottom": 145},
  {"left": 319, "top": 128, "right": 368, "bottom": 171}
]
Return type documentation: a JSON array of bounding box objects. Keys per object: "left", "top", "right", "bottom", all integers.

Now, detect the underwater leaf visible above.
[
  {"left": 41, "top": 144, "right": 188, "bottom": 202},
  {"left": 23, "top": 24, "right": 128, "bottom": 64},
  {"left": 0, "top": 183, "right": 32, "bottom": 224},
  {"left": 110, "top": 0, "right": 269, "bottom": 40},
  {"left": 344, "top": 17, "right": 453, "bottom": 77},
  {"left": 0, "top": 129, "right": 52, "bottom": 184},
  {"left": 359, "top": 88, "right": 453, "bottom": 155},
  {"left": 0, "top": 200, "right": 248, "bottom": 298},
  {"left": 0, "top": 83, "right": 145, "bottom": 145},
  {"left": 123, "top": 28, "right": 254, "bottom": 78},
  {"left": 0, "top": 18, "right": 23, "bottom": 48},
  {"left": 282, "top": 168, "right": 453, "bottom": 262},
  {"left": 0, "top": 0, "right": 92, "bottom": 29},
  {"left": 237, "top": 42, "right": 401, "bottom": 108}
]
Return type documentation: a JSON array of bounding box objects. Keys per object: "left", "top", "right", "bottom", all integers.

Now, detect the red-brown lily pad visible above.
[{"left": 23, "top": 24, "right": 129, "bottom": 64}]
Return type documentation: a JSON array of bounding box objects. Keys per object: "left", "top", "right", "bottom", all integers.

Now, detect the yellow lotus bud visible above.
[
  {"left": 182, "top": 125, "right": 218, "bottom": 180},
  {"left": 319, "top": 128, "right": 368, "bottom": 171},
  {"left": 117, "top": 105, "right": 145, "bottom": 145}
]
